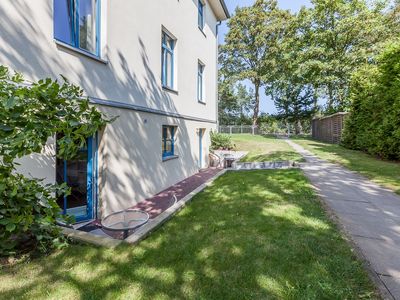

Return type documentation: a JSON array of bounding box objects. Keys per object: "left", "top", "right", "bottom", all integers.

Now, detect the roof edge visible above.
[
  {"left": 219, "top": 0, "right": 230, "bottom": 19},
  {"left": 313, "top": 112, "right": 349, "bottom": 120}
]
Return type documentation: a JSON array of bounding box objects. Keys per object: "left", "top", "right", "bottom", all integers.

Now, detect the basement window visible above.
[{"left": 162, "top": 125, "right": 177, "bottom": 159}]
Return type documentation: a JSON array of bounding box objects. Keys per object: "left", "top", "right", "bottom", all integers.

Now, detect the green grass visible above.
[
  {"left": 231, "top": 134, "right": 304, "bottom": 162},
  {"left": 0, "top": 170, "right": 377, "bottom": 299},
  {"left": 293, "top": 138, "right": 400, "bottom": 195}
]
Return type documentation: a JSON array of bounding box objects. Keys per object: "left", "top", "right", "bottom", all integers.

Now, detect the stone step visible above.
[{"left": 231, "top": 161, "right": 297, "bottom": 170}]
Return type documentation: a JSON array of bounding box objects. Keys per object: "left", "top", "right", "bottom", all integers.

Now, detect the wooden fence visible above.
[{"left": 312, "top": 112, "right": 348, "bottom": 144}]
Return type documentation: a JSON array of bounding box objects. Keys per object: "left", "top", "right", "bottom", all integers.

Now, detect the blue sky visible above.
[{"left": 219, "top": 0, "right": 312, "bottom": 114}]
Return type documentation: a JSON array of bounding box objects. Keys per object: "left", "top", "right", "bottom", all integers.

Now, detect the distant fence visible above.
[
  {"left": 219, "top": 125, "right": 259, "bottom": 135},
  {"left": 218, "top": 124, "right": 310, "bottom": 136},
  {"left": 312, "top": 112, "right": 349, "bottom": 144}
]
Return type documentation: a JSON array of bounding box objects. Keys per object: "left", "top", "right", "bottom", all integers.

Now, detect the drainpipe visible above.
[{"left": 216, "top": 21, "right": 222, "bottom": 132}]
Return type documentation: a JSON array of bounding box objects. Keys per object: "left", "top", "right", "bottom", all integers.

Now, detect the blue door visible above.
[
  {"left": 56, "top": 136, "right": 95, "bottom": 222},
  {"left": 199, "top": 129, "right": 205, "bottom": 169}
]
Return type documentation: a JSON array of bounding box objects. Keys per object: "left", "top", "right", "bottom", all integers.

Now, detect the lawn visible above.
[
  {"left": 231, "top": 134, "right": 304, "bottom": 162},
  {"left": 0, "top": 170, "right": 377, "bottom": 299},
  {"left": 293, "top": 138, "right": 400, "bottom": 195}
]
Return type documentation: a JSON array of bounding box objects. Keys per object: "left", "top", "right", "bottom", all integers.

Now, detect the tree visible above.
[
  {"left": 218, "top": 73, "right": 253, "bottom": 125},
  {"left": 220, "top": 0, "right": 292, "bottom": 125},
  {"left": 271, "top": 81, "right": 316, "bottom": 134},
  {"left": 387, "top": 0, "right": 400, "bottom": 32},
  {"left": 218, "top": 75, "right": 239, "bottom": 125},
  {"left": 298, "top": 0, "right": 390, "bottom": 112},
  {"left": 265, "top": 9, "right": 317, "bottom": 134},
  {"left": 235, "top": 83, "right": 254, "bottom": 124},
  {"left": 0, "top": 66, "right": 111, "bottom": 255}
]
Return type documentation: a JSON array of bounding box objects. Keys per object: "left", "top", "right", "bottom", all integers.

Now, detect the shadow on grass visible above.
[{"left": 0, "top": 170, "right": 376, "bottom": 299}]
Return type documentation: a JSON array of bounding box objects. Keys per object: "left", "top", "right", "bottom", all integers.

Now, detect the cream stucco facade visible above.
[{"left": 1, "top": 0, "right": 228, "bottom": 217}]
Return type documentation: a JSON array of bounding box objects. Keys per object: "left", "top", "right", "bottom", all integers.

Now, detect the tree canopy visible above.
[
  {"left": 298, "top": 0, "right": 391, "bottom": 112},
  {"left": 219, "top": 0, "right": 399, "bottom": 127},
  {"left": 220, "top": 0, "right": 292, "bottom": 125}
]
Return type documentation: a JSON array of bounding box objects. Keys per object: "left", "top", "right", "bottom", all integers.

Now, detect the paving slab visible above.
[
  {"left": 338, "top": 213, "right": 400, "bottom": 243},
  {"left": 353, "top": 236, "right": 400, "bottom": 278},
  {"left": 380, "top": 276, "right": 400, "bottom": 300},
  {"left": 323, "top": 198, "right": 381, "bottom": 217},
  {"left": 286, "top": 139, "right": 400, "bottom": 299}
]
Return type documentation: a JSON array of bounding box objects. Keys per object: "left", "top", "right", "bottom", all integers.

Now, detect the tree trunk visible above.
[
  {"left": 313, "top": 88, "right": 318, "bottom": 110},
  {"left": 295, "top": 119, "right": 302, "bottom": 135},
  {"left": 286, "top": 119, "right": 290, "bottom": 137},
  {"left": 252, "top": 81, "right": 260, "bottom": 126},
  {"left": 327, "top": 83, "right": 334, "bottom": 110}
]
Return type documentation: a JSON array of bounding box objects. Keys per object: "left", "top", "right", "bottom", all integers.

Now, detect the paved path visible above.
[
  {"left": 78, "top": 168, "right": 223, "bottom": 239},
  {"left": 286, "top": 139, "right": 400, "bottom": 300}
]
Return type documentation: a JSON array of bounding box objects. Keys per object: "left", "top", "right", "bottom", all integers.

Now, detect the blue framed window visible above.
[
  {"left": 162, "top": 126, "right": 176, "bottom": 158},
  {"left": 54, "top": 0, "right": 101, "bottom": 56},
  {"left": 161, "top": 31, "right": 175, "bottom": 89},
  {"left": 198, "top": 0, "right": 205, "bottom": 30},
  {"left": 197, "top": 62, "right": 205, "bottom": 102}
]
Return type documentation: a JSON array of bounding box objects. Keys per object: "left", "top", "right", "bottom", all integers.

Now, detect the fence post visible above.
[
  {"left": 241, "top": 125, "right": 243, "bottom": 134},
  {"left": 252, "top": 126, "right": 255, "bottom": 135},
  {"left": 229, "top": 126, "right": 232, "bottom": 135}
]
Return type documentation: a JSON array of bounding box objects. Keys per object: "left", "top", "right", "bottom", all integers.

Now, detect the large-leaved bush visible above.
[{"left": 0, "top": 66, "right": 111, "bottom": 255}]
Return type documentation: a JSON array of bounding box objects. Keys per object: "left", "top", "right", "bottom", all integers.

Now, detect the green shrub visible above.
[
  {"left": 0, "top": 172, "right": 70, "bottom": 254},
  {"left": 259, "top": 121, "right": 284, "bottom": 135},
  {"left": 210, "top": 131, "right": 234, "bottom": 150},
  {"left": 0, "top": 66, "right": 111, "bottom": 256},
  {"left": 342, "top": 42, "right": 400, "bottom": 160}
]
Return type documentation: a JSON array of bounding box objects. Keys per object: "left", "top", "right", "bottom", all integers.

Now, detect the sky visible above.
[{"left": 219, "top": 0, "right": 312, "bottom": 114}]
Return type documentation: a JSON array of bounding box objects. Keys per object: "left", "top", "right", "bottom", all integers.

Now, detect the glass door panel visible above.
[{"left": 56, "top": 136, "right": 93, "bottom": 222}]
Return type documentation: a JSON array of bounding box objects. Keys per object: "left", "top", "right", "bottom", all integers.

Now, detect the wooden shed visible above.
[{"left": 312, "top": 112, "right": 349, "bottom": 144}]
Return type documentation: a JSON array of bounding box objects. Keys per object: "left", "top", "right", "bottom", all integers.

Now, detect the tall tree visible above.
[
  {"left": 218, "top": 73, "right": 253, "bottom": 125},
  {"left": 267, "top": 8, "right": 317, "bottom": 134},
  {"left": 386, "top": 0, "right": 400, "bottom": 35},
  {"left": 236, "top": 83, "right": 254, "bottom": 123},
  {"left": 298, "top": 0, "right": 390, "bottom": 112},
  {"left": 271, "top": 81, "right": 316, "bottom": 134},
  {"left": 220, "top": 0, "right": 291, "bottom": 125},
  {"left": 218, "top": 75, "right": 239, "bottom": 125}
]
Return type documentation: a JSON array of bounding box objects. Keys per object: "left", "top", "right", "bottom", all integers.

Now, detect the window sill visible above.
[
  {"left": 55, "top": 40, "right": 108, "bottom": 64},
  {"left": 162, "top": 155, "right": 179, "bottom": 162},
  {"left": 198, "top": 27, "right": 207, "bottom": 38},
  {"left": 198, "top": 100, "right": 206, "bottom": 105},
  {"left": 162, "top": 86, "right": 179, "bottom": 95}
]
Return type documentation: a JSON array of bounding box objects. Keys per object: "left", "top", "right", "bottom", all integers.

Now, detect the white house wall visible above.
[
  {"left": 0, "top": 0, "right": 222, "bottom": 217},
  {"left": 0, "top": 0, "right": 218, "bottom": 121},
  {"left": 14, "top": 137, "right": 56, "bottom": 186},
  {"left": 98, "top": 107, "right": 214, "bottom": 215}
]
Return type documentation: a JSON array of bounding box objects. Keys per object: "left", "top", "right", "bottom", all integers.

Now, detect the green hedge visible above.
[{"left": 342, "top": 42, "right": 400, "bottom": 160}]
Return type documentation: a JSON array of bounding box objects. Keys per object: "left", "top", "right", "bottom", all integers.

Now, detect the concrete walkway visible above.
[{"left": 286, "top": 139, "right": 400, "bottom": 300}]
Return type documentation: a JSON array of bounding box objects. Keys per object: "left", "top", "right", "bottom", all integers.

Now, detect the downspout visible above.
[{"left": 216, "top": 21, "right": 222, "bottom": 131}]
